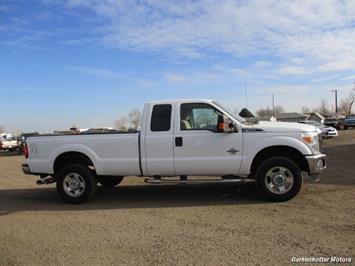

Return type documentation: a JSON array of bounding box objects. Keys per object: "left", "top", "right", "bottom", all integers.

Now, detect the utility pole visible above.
[
  {"left": 331, "top": 89, "right": 338, "bottom": 114},
  {"left": 272, "top": 94, "right": 275, "bottom": 117}
]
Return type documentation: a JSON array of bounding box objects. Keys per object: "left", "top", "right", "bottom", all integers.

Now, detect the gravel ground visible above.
[{"left": 0, "top": 130, "right": 354, "bottom": 265}]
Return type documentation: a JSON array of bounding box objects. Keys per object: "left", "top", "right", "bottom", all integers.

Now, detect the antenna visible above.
[{"left": 244, "top": 81, "right": 248, "bottom": 107}]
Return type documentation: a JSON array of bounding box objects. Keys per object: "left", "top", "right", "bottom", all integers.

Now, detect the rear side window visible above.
[{"left": 150, "top": 104, "right": 172, "bottom": 132}]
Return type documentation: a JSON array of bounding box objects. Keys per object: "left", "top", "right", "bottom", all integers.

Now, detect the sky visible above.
[{"left": 0, "top": 0, "right": 354, "bottom": 132}]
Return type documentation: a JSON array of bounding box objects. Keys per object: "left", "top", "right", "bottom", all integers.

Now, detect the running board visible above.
[{"left": 144, "top": 177, "right": 253, "bottom": 184}]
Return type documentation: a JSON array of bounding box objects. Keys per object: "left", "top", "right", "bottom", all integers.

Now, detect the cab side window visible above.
[
  {"left": 150, "top": 104, "right": 172, "bottom": 132},
  {"left": 180, "top": 103, "right": 222, "bottom": 131}
]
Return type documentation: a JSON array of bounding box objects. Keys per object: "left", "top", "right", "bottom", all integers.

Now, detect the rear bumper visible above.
[
  {"left": 306, "top": 154, "right": 326, "bottom": 175},
  {"left": 22, "top": 164, "right": 31, "bottom": 175}
]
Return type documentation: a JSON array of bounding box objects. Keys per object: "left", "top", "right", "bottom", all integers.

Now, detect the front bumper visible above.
[
  {"left": 345, "top": 119, "right": 355, "bottom": 126},
  {"left": 22, "top": 164, "right": 31, "bottom": 175},
  {"left": 306, "top": 154, "right": 326, "bottom": 175},
  {"left": 327, "top": 131, "right": 338, "bottom": 136}
]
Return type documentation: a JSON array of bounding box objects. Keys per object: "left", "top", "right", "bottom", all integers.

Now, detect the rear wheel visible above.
[
  {"left": 98, "top": 176, "right": 124, "bottom": 188},
  {"left": 255, "top": 157, "right": 302, "bottom": 202},
  {"left": 56, "top": 164, "right": 97, "bottom": 203}
]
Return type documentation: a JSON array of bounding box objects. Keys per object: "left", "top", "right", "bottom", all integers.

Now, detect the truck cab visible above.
[{"left": 140, "top": 100, "right": 244, "bottom": 177}]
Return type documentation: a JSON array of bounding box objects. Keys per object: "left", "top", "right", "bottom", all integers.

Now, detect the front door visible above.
[{"left": 174, "top": 103, "right": 243, "bottom": 176}]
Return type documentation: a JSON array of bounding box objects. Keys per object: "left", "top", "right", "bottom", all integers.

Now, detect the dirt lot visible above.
[{"left": 1, "top": 131, "right": 354, "bottom": 265}]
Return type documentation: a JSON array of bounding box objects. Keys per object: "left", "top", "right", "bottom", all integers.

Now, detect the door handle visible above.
[
  {"left": 175, "top": 137, "right": 183, "bottom": 147},
  {"left": 227, "top": 148, "right": 239, "bottom": 154}
]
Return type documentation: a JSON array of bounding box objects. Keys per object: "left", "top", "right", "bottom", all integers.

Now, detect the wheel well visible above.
[
  {"left": 250, "top": 146, "right": 309, "bottom": 175},
  {"left": 54, "top": 152, "right": 95, "bottom": 174}
]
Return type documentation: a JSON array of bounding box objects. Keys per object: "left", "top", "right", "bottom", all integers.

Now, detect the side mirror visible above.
[{"left": 217, "top": 114, "right": 235, "bottom": 133}]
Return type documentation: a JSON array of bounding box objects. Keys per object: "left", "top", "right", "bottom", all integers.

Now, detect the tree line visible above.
[
  {"left": 302, "top": 90, "right": 355, "bottom": 116},
  {"left": 256, "top": 90, "right": 355, "bottom": 117},
  {"left": 115, "top": 109, "right": 141, "bottom": 130}
]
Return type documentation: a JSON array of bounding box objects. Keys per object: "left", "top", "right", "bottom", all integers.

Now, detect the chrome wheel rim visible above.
[
  {"left": 265, "top": 166, "right": 294, "bottom": 195},
  {"left": 63, "top": 173, "right": 85, "bottom": 197}
]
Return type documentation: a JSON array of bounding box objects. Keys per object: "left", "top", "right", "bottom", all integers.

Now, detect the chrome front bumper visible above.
[{"left": 306, "top": 154, "right": 326, "bottom": 175}]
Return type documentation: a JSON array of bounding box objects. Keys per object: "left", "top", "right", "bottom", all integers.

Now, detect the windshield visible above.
[
  {"left": 212, "top": 101, "right": 246, "bottom": 123},
  {"left": 307, "top": 121, "right": 323, "bottom": 127}
]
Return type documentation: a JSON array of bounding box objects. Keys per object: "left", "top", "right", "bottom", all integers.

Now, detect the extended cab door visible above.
[
  {"left": 173, "top": 102, "right": 243, "bottom": 176},
  {"left": 142, "top": 103, "right": 175, "bottom": 176}
]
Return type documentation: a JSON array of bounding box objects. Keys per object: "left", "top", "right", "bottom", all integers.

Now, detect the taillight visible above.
[{"left": 23, "top": 143, "right": 29, "bottom": 158}]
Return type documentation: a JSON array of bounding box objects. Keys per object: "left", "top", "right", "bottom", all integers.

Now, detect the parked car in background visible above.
[
  {"left": 84, "top": 127, "right": 116, "bottom": 133},
  {"left": 344, "top": 115, "right": 355, "bottom": 129},
  {"left": 300, "top": 120, "right": 338, "bottom": 138},
  {"left": 324, "top": 116, "right": 345, "bottom": 130},
  {"left": 299, "top": 120, "right": 326, "bottom": 138},
  {"left": 18, "top": 132, "right": 39, "bottom": 154},
  {"left": 0, "top": 136, "right": 19, "bottom": 152},
  {"left": 1, "top": 133, "right": 13, "bottom": 140},
  {"left": 324, "top": 126, "right": 339, "bottom": 137}
]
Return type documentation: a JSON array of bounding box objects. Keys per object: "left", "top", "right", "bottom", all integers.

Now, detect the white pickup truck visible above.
[{"left": 22, "top": 99, "right": 326, "bottom": 203}]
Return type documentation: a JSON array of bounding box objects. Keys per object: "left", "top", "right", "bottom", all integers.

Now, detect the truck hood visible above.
[{"left": 243, "top": 121, "right": 317, "bottom": 133}]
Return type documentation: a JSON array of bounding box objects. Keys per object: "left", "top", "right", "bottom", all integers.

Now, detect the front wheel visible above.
[
  {"left": 255, "top": 157, "right": 302, "bottom": 202},
  {"left": 56, "top": 164, "right": 97, "bottom": 203},
  {"left": 98, "top": 176, "right": 124, "bottom": 188}
]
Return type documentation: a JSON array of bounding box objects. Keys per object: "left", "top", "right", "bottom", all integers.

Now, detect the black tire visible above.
[
  {"left": 98, "top": 176, "right": 124, "bottom": 188},
  {"left": 56, "top": 164, "right": 97, "bottom": 204},
  {"left": 255, "top": 157, "right": 302, "bottom": 202},
  {"left": 344, "top": 126, "right": 348, "bottom": 130}
]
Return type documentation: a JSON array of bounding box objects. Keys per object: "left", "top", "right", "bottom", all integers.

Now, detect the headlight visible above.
[{"left": 302, "top": 132, "right": 319, "bottom": 152}]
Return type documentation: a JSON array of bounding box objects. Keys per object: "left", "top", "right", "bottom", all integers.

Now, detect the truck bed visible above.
[{"left": 26, "top": 131, "right": 141, "bottom": 176}]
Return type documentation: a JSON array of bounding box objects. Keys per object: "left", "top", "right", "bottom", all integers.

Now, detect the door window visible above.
[
  {"left": 150, "top": 104, "right": 172, "bottom": 132},
  {"left": 180, "top": 103, "right": 222, "bottom": 132}
]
